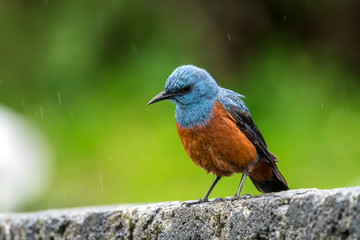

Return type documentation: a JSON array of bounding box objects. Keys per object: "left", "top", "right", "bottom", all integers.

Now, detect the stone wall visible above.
[{"left": 1, "top": 187, "right": 359, "bottom": 239}]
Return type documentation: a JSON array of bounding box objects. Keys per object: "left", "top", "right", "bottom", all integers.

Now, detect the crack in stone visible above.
[
  {"left": 57, "top": 221, "right": 70, "bottom": 237},
  {"left": 143, "top": 207, "right": 161, "bottom": 232}
]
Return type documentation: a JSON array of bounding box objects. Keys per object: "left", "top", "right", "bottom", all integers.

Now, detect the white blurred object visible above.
[{"left": 0, "top": 105, "right": 52, "bottom": 212}]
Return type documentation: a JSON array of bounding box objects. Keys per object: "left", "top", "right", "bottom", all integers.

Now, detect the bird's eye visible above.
[{"left": 182, "top": 85, "right": 191, "bottom": 93}]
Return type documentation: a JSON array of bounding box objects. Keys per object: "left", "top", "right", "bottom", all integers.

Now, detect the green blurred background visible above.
[{"left": 1, "top": 0, "right": 359, "bottom": 212}]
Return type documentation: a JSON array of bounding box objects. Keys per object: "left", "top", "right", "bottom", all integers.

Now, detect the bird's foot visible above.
[
  {"left": 231, "top": 193, "right": 251, "bottom": 201},
  {"left": 181, "top": 198, "right": 209, "bottom": 207}
]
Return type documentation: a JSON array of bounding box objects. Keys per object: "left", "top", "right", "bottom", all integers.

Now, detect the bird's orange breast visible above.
[{"left": 176, "top": 101, "right": 257, "bottom": 176}]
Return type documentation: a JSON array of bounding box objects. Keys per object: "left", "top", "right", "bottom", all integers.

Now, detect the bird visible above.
[{"left": 148, "top": 65, "right": 289, "bottom": 204}]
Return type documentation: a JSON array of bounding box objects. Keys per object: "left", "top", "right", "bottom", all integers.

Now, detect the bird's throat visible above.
[{"left": 175, "top": 100, "right": 215, "bottom": 129}]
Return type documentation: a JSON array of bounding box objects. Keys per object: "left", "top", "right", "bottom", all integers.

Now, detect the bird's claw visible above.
[
  {"left": 231, "top": 193, "right": 251, "bottom": 201},
  {"left": 181, "top": 198, "right": 208, "bottom": 207}
]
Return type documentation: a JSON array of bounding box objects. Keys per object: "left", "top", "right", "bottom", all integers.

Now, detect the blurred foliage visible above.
[{"left": 0, "top": 0, "right": 359, "bottom": 211}]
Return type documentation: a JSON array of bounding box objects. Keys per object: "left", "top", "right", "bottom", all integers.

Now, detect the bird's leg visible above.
[
  {"left": 183, "top": 176, "right": 221, "bottom": 206},
  {"left": 201, "top": 175, "right": 221, "bottom": 201},
  {"left": 232, "top": 172, "right": 251, "bottom": 200}
]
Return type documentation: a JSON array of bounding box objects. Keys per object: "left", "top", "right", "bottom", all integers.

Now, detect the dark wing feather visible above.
[{"left": 226, "top": 105, "right": 274, "bottom": 163}]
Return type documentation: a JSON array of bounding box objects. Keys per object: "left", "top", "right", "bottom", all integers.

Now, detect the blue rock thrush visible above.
[{"left": 148, "top": 65, "right": 289, "bottom": 204}]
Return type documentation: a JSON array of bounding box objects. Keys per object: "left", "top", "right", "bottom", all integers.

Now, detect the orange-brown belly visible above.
[{"left": 176, "top": 101, "right": 257, "bottom": 176}]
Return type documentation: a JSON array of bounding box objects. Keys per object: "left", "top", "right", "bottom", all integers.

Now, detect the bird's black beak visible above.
[{"left": 147, "top": 90, "right": 175, "bottom": 105}]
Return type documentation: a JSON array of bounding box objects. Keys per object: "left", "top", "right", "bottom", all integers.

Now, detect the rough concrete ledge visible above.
[{"left": 0, "top": 187, "right": 359, "bottom": 240}]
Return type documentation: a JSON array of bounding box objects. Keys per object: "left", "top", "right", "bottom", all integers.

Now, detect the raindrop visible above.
[
  {"left": 45, "top": 0, "right": 48, "bottom": 5},
  {"left": 0, "top": 80, "right": 2, "bottom": 86},
  {"left": 99, "top": 174, "right": 104, "bottom": 191},
  {"left": 40, "top": 106, "right": 44, "bottom": 118},
  {"left": 107, "top": 157, "right": 113, "bottom": 160},
  {"left": 284, "top": 15, "right": 287, "bottom": 21},
  {"left": 320, "top": 101, "right": 324, "bottom": 110},
  {"left": 57, "top": 93, "right": 62, "bottom": 105},
  {"left": 227, "top": 33, "right": 231, "bottom": 42}
]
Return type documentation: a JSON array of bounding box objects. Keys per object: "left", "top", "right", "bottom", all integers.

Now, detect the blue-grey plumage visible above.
[
  {"left": 161, "top": 65, "right": 249, "bottom": 128},
  {"left": 148, "top": 65, "right": 289, "bottom": 204}
]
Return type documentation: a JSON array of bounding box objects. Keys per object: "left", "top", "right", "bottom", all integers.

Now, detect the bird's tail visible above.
[{"left": 248, "top": 153, "right": 289, "bottom": 193}]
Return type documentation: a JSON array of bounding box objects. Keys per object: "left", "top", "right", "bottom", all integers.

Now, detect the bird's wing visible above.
[
  {"left": 217, "top": 88, "right": 274, "bottom": 163},
  {"left": 224, "top": 105, "right": 273, "bottom": 162}
]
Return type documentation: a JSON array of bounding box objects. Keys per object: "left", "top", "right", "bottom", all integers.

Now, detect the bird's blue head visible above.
[
  {"left": 148, "top": 65, "right": 219, "bottom": 107},
  {"left": 148, "top": 65, "right": 220, "bottom": 128}
]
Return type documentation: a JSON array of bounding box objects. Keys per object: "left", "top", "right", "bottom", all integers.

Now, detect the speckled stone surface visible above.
[{"left": 1, "top": 187, "right": 359, "bottom": 240}]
